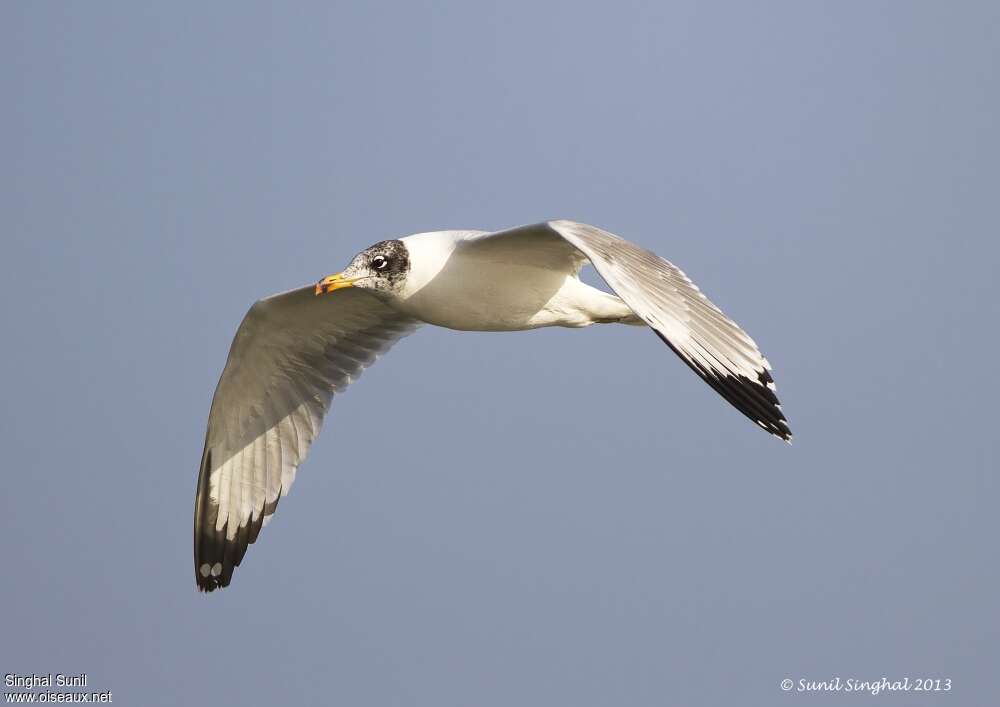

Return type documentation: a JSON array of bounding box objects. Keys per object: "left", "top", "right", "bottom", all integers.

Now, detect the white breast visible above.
[{"left": 395, "top": 230, "right": 631, "bottom": 331}]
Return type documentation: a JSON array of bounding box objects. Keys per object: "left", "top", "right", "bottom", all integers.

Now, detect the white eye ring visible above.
[{"left": 372, "top": 255, "right": 388, "bottom": 270}]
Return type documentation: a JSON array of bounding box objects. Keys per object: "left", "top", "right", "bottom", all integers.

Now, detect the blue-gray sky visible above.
[{"left": 2, "top": 2, "right": 997, "bottom": 705}]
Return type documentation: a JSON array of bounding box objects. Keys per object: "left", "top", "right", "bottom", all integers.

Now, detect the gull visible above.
[{"left": 193, "top": 220, "right": 791, "bottom": 591}]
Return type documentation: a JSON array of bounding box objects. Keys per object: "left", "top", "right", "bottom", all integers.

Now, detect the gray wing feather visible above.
[
  {"left": 481, "top": 221, "right": 792, "bottom": 440},
  {"left": 194, "top": 286, "right": 420, "bottom": 591}
]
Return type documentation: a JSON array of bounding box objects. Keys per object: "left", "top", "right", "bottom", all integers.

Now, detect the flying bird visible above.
[{"left": 193, "top": 220, "right": 791, "bottom": 591}]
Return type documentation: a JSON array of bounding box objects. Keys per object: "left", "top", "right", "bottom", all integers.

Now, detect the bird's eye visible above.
[{"left": 371, "top": 255, "right": 389, "bottom": 270}]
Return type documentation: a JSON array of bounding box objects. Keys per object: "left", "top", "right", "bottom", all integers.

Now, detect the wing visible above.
[
  {"left": 469, "top": 221, "right": 792, "bottom": 440},
  {"left": 193, "top": 286, "right": 420, "bottom": 591}
]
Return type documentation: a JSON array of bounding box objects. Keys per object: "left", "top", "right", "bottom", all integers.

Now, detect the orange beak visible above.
[{"left": 315, "top": 272, "right": 357, "bottom": 295}]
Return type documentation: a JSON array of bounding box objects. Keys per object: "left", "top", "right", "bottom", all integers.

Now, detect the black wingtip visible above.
[
  {"left": 652, "top": 331, "right": 792, "bottom": 442},
  {"left": 194, "top": 446, "right": 257, "bottom": 593}
]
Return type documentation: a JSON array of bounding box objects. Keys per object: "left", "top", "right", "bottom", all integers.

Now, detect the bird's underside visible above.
[{"left": 194, "top": 220, "right": 791, "bottom": 591}]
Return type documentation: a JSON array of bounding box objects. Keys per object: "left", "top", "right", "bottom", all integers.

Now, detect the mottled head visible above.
[{"left": 315, "top": 239, "right": 411, "bottom": 299}]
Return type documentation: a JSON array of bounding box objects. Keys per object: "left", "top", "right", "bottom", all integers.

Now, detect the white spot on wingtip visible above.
[
  {"left": 211, "top": 562, "right": 222, "bottom": 577},
  {"left": 199, "top": 563, "right": 211, "bottom": 578}
]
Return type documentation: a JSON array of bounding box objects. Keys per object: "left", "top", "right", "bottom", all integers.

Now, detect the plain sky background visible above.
[{"left": 2, "top": 2, "right": 998, "bottom": 705}]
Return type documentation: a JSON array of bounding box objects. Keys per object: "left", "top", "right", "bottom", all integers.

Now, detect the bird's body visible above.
[
  {"left": 193, "top": 220, "right": 791, "bottom": 591},
  {"left": 395, "top": 229, "right": 638, "bottom": 330}
]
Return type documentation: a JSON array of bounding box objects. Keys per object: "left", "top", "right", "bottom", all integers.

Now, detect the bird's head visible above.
[{"left": 315, "top": 239, "right": 411, "bottom": 298}]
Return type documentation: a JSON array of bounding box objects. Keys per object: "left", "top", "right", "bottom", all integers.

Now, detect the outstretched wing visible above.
[
  {"left": 471, "top": 221, "right": 792, "bottom": 440},
  {"left": 194, "top": 286, "right": 420, "bottom": 591}
]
